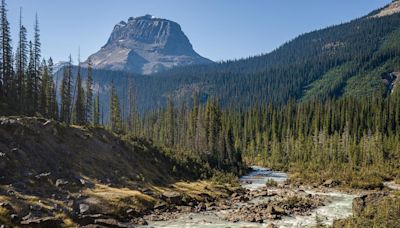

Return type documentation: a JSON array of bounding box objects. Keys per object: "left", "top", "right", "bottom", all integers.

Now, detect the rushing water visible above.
[{"left": 148, "top": 166, "right": 355, "bottom": 228}]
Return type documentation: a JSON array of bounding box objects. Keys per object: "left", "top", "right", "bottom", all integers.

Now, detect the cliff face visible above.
[{"left": 86, "top": 15, "right": 213, "bottom": 75}]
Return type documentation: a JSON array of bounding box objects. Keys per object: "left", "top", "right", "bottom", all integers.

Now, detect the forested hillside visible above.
[{"left": 71, "top": 4, "right": 400, "bottom": 114}]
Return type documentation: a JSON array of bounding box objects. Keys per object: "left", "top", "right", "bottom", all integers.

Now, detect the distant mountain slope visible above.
[
  {"left": 59, "top": 2, "right": 400, "bottom": 113},
  {"left": 139, "top": 2, "right": 400, "bottom": 107},
  {"left": 86, "top": 15, "right": 213, "bottom": 75}
]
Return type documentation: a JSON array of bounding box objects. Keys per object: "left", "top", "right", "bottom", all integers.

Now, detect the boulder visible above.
[
  {"left": 94, "top": 218, "right": 132, "bottom": 228},
  {"left": 20, "top": 217, "right": 63, "bottom": 227},
  {"left": 79, "top": 203, "right": 90, "bottom": 214},
  {"left": 55, "top": 179, "right": 69, "bottom": 187},
  {"left": 254, "top": 190, "right": 269, "bottom": 197},
  {"left": 135, "top": 218, "right": 148, "bottom": 225},
  {"left": 267, "top": 205, "right": 285, "bottom": 215},
  {"left": 322, "top": 179, "right": 340, "bottom": 187},
  {"left": 266, "top": 222, "right": 277, "bottom": 228},
  {"left": 162, "top": 191, "right": 182, "bottom": 205}
]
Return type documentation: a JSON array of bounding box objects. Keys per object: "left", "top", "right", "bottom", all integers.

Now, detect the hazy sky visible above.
[{"left": 7, "top": 0, "right": 391, "bottom": 63}]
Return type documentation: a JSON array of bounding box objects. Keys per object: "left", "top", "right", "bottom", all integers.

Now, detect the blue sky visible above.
[{"left": 7, "top": 0, "right": 391, "bottom": 63}]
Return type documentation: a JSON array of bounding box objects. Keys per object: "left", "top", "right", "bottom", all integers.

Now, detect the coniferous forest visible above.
[
  {"left": 0, "top": 0, "right": 400, "bottom": 227},
  {"left": 1, "top": 0, "right": 399, "bottom": 185}
]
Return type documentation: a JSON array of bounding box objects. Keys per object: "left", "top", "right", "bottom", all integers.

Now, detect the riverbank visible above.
[{"left": 144, "top": 167, "right": 362, "bottom": 227}]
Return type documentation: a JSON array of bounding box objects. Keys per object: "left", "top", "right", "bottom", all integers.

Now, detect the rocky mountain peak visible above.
[
  {"left": 86, "top": 15, "right": 213, "bottom": 75},
  {"left": 371, "top": 0, "right": 400, "bottom": 18}
]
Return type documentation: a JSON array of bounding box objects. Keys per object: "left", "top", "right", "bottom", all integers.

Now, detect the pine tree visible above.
[
  {"left": 60, "top": 56, "right": 72, "bottom": 124},
  {"left": 39, "top": 59, "right": 48, "bottom": 116},
  {"left": 93, "top": 91, "right": 100, "bottom": 126},
  {"left": 74, "top": 61, "right": 85, "bottom": 125},
  {"left": 0, "top": 0, "right": 13, "bottom": 105},
  {"left": 128, "top": 78, "right": 139, "bottom": 133},
  {"left": 205, "top": 98, "right": 221, "bottom": 154},
  {"left": 31, "top": 14, "right": 41, "bottom": 113},
  {"left": 47, "top": 58, "right": 58, "bottom": 119},
  {"left": 25, "top": 41, "right": 35, "bottom": 115},
  {"left": 165, "top": 96, "right": 175, "bottom": 147},
  {"left": 109, "top": 81, "right": 122, "bottom": 133},
  {"left": 85, "top": 57, "right": 93, "bottom": 124},
  {"left": 15, "top": 7, "right": 28, "bottom": 112}
]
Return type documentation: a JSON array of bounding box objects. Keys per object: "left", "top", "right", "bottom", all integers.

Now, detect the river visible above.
[{"left": 148, "top": 166, "right": 356, "bottom": 227}]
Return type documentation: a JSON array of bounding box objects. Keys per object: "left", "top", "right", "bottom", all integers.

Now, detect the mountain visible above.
[
  {"left": 86, "top": 15, "right": 213, "bottom": 75},
  {"left": 134, "top": 1, "right": 400, "bottom": 108},
  {"left": 59, "top": 1, "right": 400, "bottom": 114}
]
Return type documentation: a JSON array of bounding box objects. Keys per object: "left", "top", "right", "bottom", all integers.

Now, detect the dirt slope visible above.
[{"left": 0, "top": 117, "right": 220, "bottom": 226}]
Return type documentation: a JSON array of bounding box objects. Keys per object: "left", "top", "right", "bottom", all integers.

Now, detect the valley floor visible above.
[{"left": 0, "top": 117, "right": 399, "bottom": 227}]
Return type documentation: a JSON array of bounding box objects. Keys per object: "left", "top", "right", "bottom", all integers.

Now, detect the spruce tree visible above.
[
  {"left": 128, "top": 78, "right": 139, "bottom": 133},
  {"left": 109, "top": 81, "right": 122, "bottom": 133},
  {"left": 93, "top": 91, "right": 100, "bottom": 126},
  {"left": 25, "top": 41, "right": 35, "bottom": 115},
  {"left": 39, "top": 59, "right": 48, "bottom": 116},
  {"left": 31, "top": 14, "right": 41, "bottom": 112},
  {"left": 47, "top": 58, "right": 58, "bottom": 119},
  {"left": 74, "top": 61, "right": 85, "bottom": 125},
  {"left": 85, "top": 57, "right": 93, "bottom": 124},
  {"left": 165, "top": 96, "right": 175, "bottom": 147},
  {"left": 15, "top": 7, "right": 28, "bottom": 112},
  {"left": 60, "top": 56, "right": 72, "bottom": 124},
  {"left": 0, "top": 0, "right": 13, "bottom": 104}
]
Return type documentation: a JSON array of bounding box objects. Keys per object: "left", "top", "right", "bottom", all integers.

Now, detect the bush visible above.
[
  {"left": 211, "top": 172, "right": 240, "bottom": 187},
  {"left": 333, "top": 196, "right": 400, "bottom": 227},
  {"left": 265, "top": 179, "right": 278, "bottom": 187}
]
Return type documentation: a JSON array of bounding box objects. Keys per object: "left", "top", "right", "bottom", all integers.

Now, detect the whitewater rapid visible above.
[{"left": 147, "top": 166, "right": 355, "bottom": 228}]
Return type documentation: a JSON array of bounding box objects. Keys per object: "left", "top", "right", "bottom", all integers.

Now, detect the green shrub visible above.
[
  {"left": 211, "top": 172, "right": 240, "bottom": 187},
  {"left": 334, "top": 196, "right": 400, "bottom": 227},
  {"left": 265, "top": 179, "right": 278, "bottom": 187}
]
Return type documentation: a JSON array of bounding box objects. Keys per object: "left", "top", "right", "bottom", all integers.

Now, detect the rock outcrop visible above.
[{"left": 86, "top": 15, "right": 213, "bottom": 74}]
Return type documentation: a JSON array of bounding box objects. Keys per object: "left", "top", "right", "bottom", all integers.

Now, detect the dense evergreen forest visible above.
[
  {"left": 1, "top": 0, "right": 400, "bottom": 186},
  {"left": 64, "top": 8, "right": 400, "bottom": 114}
]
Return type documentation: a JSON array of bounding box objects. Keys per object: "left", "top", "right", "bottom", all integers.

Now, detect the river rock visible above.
[
  {"left": 162, "top": 191, "right": 182, "bottom": 205},
  {"left": 20, "top": 216, "right": 63, "bottom": 227},
  {"left": 95, "top": 218, "right": 132, "bottom": 227},
  {"left": 254, "top": 190, "right": 269, "bottom": 197},
  {"left": 322, "top": 179, "right": 340, "bottom": 187},
  {"left": 267, "top": 205, "right": 285, "bottom": 215},
  {"left": 79, "top": 203, "right": 90, "bottom": 214}
]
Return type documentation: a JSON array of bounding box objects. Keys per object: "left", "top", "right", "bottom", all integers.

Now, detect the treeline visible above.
[
  {"left": 231, "top": 93, "right": 400, "bottom": 186},
  {"left": 0, "top": 0, "right": 108, "bottom": 129},
  {"left": 102, "top": 88, "right": 400, "bottom": 186},
  {"left": 138, "top": 96, "right": 244, "bottom": 174},
  {"left": 99, "top": 10, "right": 400, "bottom": 113},
  {"left": 0, "top": 0, "right": 51, "bottom": 116},
  {"left": 125, "top": 90, "right": 400, "bottom": 187}
]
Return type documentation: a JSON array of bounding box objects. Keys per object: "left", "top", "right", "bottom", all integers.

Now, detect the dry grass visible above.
[
  {"left": 153, "top": 180, "right": 232, "bottom": 202},
  {"left": 83, "top": 184, "right": 157, "bottom": 213}
]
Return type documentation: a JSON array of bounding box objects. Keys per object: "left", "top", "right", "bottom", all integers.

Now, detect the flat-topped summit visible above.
[{"left": 86, "top": 15, "right": 213, "bottom": 75}]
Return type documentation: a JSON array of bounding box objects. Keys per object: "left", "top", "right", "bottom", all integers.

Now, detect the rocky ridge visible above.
[{"left": 86, "top": 15, "right": 213, "bottom": 74}]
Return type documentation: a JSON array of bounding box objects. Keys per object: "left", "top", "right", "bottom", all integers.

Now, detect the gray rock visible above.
[
  {"left": 85, "top": 15, "right": 213, "bottom": 75},
  {"left": 162, "top": 191, "right": 182, "bottom": 205},
  {"left": 22, "top": 212, "right": 32, "bottom": 221},
  {"left": 10, "top": 214, "right": 18, "bottom": 222},
  {"left": 20, "top": 216, "right": 63, "bottom": 227},
  {"left": 55, "top": 178, "right": 69, "bottom": 187},
  {"left": 79, "top": 203, "right": 90, "bottom": 214},
  {"left": 95, "top": 218, "right": 132, "bottom": 227}
]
